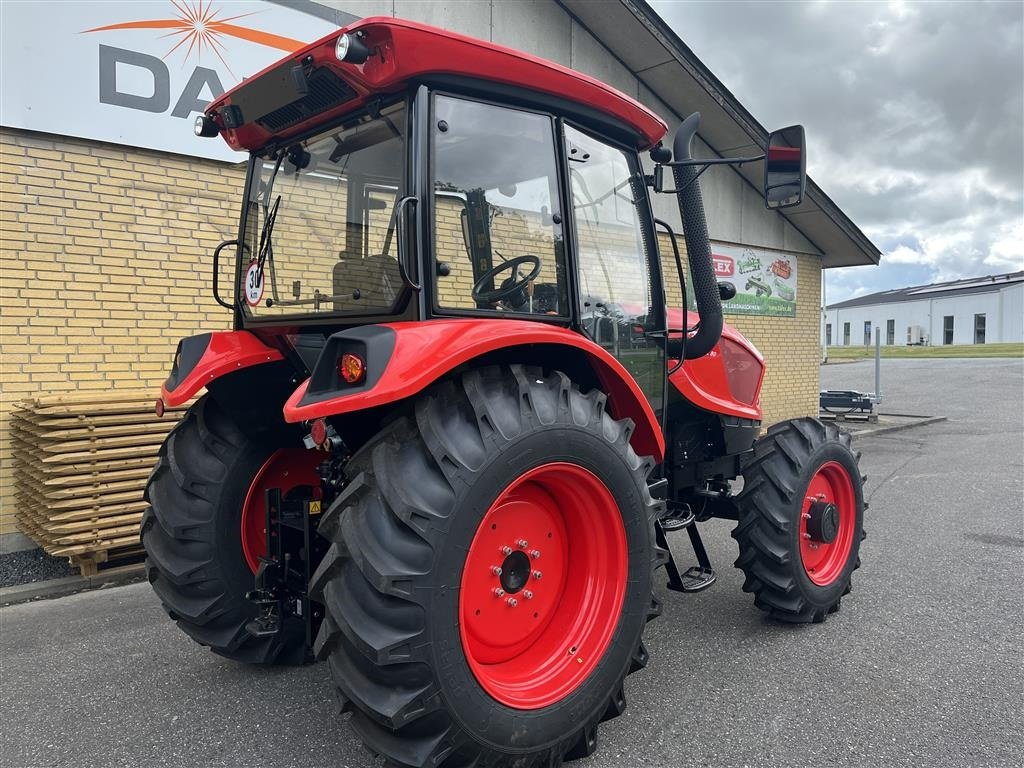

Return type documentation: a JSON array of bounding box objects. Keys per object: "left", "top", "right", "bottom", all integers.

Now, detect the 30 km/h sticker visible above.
[{"left": 244, "top": 261, "right": 264, "bottom": 307}]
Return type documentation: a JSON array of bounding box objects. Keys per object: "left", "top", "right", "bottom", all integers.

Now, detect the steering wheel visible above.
[{"left": 471, "top": 255, "right": 542, "bottom": 304}]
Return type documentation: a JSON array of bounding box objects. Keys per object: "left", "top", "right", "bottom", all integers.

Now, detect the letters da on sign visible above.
[{"left": 98, "top": 44, "right": 225, "bottom": 119}]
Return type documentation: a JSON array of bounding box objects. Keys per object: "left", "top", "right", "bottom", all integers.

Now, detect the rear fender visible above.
[
  {"left": 283, "top": 319, "right": 665, "bottom": 461},
  {"left": 161, "top": 331, "right": 284, "bottom": 407}
]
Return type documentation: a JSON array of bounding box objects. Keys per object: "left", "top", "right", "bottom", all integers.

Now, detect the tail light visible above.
[{"left": 338, "top": 352, "right": 366, "bottom": 384}]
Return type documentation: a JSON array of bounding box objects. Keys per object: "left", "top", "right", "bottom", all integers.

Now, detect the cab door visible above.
[{"left": 563, "top": 125, "right": 665, "bottom": 414}]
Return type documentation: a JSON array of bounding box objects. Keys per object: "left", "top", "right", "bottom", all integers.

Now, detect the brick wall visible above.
[
  {"left": 724, "top": 253, "right": 822, "bottom": 426},
  {"left": 0, "top": 127, "right": 820, "bottom": 537},
  {"left": 0, "top": 128, "right": 240, "bottom": 536}
]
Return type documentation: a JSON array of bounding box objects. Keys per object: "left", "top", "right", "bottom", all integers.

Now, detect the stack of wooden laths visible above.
[{"left": 10, "top": 392, "right": 185, "bottom": 576}]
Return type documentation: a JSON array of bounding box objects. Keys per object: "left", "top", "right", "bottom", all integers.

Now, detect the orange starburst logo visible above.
[{"left": 84, "top": 0, "right": 304, "bottom": 78}]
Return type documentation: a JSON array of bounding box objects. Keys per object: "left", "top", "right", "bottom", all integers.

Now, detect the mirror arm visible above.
[
  {"left": 652, "top": 154, "right": 766, "bottom": 193},
  {"left": 654, "top": 163, "right": 712, "bottom": 194},
  {"left": 660, "top": 153, "right": 765, "bottom": 168}
]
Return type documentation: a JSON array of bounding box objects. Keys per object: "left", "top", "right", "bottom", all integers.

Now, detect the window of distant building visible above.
[
  {"left": 843, "top": 322, "right": 850, "bottom": 345},
  {"left": 886, "top": 319, "right": 895, "bottom": 345},
  {"left": 943, "top": 315, "right": 954, "bottom": 345},
  {"left": 863, "top": 321, "right": 872, "bottom": 346},
  {"left": 825, "top": 323, "right": 832, "bottom": 345},
  {"left": 974, "top": 313, "right": 986, "bottom": 344}
]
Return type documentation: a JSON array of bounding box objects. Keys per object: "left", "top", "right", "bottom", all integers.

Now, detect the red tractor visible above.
[{"left": 145, "top": 17, "right": 865, "bottom": 767}]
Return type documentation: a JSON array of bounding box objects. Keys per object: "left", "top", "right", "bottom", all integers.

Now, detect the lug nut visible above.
[
  {"left": 506, "top": 597, "right": 518, "bottom": 608},
  {"left": 501, "top": 545, "right": 513, "bottom": 555},
  {"left": 493, "top": 588, "right": 505, "bottom": 598},
  {"left": 532, "top": 570, "right": 542, "bottom": 580},
  {"left": 523, "top": 590, "right": 534, "bottom": 600},
  {"left": 490, "top": 566, "right": 503, "bottom": 576},
  {"left": 530, "top": 549, "right": 541, "bottom": 559},
  {"left": 516, "top": 539, "right": 529, "bottom": 548}
]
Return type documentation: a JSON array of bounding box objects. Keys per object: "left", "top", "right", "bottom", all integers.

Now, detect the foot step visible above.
[
  {"left": 660, "top": 509, "right": 695, "bottom": 532},
  {"left": 667, "top": 565, "right": 716, "bottom": 593}
]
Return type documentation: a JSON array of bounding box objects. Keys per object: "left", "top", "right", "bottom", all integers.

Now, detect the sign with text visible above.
[
  {"left": 717, "top": 242, "right": 798, "bottom": 317},
  {"left": 0, "top": 1, "right": 340, "bottom": 163},
  {"left": 681, "top": 243, "right": 799, "bottom": 317}
]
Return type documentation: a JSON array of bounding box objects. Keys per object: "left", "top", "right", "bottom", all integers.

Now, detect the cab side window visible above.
[
  {"left": 566, "top": 126, "right": 663, "bottom": 405},
  {"left": 432, "top": 96, "right": 568, "bottom": 316}
]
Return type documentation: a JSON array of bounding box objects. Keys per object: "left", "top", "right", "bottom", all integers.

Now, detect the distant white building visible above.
[{"left": 824, "top": 271, "right": 1024, "bottom": 347}]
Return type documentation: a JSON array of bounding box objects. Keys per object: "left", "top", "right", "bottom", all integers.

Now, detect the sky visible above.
[{"left": 650, "top": 0, "right": 1024, "bottom": 304}]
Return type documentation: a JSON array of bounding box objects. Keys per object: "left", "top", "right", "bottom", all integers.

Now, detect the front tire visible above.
[
  {"left": 732, "top": 417, "right": 865, "bottom": 623},
  {"left": 311, "top": 365, "right": 664, "bottom": 767}
]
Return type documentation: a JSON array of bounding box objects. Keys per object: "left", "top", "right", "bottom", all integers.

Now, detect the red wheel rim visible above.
[
  {"left": 800, "top": 460, "right": 856, "bottom": 586},
  {"left": 240, "top": 449, "right": 321, "bottom": 574},
  {"left": 459, "top": 462, "right": 628, "bottom": 710}
]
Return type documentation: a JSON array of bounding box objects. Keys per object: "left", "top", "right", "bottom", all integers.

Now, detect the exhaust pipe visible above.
[{"left": 670, "top": 112, "right": 723, "bottom": 360}]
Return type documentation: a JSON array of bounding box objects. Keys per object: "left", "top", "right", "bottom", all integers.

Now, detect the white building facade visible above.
[{"left": 824, "top": 272, "right": 1024, "bottom": 347}]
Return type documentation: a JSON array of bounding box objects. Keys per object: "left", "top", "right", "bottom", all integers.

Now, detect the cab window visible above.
[
  {"left": 431, "top": 95, "right": 568, "bottom": 316},
  {"left": 565, "top": 125, "right": 663, "bottom": 407}
]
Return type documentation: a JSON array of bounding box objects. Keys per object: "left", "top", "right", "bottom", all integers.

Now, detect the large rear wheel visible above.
[
  {"left": 142, "top": 395, "right": 317, "bottom": 664},
  {"left": 312, "top": 365, "right": 664, "bottom": 767}
]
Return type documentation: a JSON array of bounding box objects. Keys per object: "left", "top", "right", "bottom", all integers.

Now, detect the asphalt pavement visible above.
[{"left": 1, "top": 358, "right": 1022, "bottom": 768}]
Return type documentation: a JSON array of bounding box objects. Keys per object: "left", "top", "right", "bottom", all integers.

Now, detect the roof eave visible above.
[{"left": 558, "top": 0, "right": 882, "bottom": 268}]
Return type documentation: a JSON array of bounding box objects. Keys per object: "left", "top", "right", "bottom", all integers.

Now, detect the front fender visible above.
[
  {"left": 160, "top": 331, "right": 284, "bottom": 407},
  {"left": 283, "top": 319, "right": 665, "bottom": 461}
]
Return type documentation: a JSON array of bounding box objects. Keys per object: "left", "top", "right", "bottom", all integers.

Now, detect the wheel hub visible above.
[
  {"left": 240, "top": 449, "right": 322, "bottom": 574},
  {"left": 499, "top": 550, "right": 531, "bottom": 594},
  {"left": 806, "top": 500, "right": 839, "bottom": 543}
]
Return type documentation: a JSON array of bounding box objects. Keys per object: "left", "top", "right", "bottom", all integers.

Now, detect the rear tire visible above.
[
  {"left": 142, "top": 395, "right": 308, "bottom": 664},
  {"left": 311, "top": 365, "right": 664, "bottom": 767},
  {"left": 732, "top": 417, "right": 864, "bottom": 623}
]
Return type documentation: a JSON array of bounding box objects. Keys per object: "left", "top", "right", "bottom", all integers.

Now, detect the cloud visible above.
[{"left": 650, "top": 0, "right": 1024, "bottom": 302}]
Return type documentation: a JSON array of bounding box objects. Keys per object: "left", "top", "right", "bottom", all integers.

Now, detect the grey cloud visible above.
[{"left": 651, "top": 0, "right": 1024, "bottom": 301}]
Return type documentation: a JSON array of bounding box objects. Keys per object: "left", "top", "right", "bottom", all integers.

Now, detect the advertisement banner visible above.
[
  {"left": 0, "top": 1, "right": 347, "bottom": 163},
  {"left": 713, "top": 242, "right": 798, "bottom": 317}
]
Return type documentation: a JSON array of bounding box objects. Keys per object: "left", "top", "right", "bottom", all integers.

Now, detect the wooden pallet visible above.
[{"left": 10, "top": 393, "right": 186, "bottom": 577}]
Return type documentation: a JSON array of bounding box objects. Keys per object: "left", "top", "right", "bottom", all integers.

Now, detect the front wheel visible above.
[
  {"left": 311, "top": 365, "right": 663, "bottom": 767},
  {"left": 732, "top": 418, "right": 865, "bottom": 623}
]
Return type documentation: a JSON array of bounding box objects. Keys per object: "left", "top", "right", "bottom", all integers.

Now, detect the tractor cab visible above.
[
  {"left": 148, "top": 17, "right": 865, "bottom": 768},
  {"left": 193, "top": 17, "right": 678, "bottom": 413}
]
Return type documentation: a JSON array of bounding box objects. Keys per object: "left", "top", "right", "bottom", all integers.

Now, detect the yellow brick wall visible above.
[
  {"left": 722, "top": 252, "right": 821, "bottom": 426},
  {"left": 0, "top": 128, "right": 241, "bottom": 536},
  {"left": 0, "top": 127, "right": 820, "bottom": 537}
]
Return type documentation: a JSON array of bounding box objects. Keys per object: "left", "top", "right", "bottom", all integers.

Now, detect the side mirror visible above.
[{"left": 764, "top": 125, "right": 806, "bottom": 209}]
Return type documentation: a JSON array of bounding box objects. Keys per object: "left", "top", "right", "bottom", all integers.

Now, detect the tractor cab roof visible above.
[{"left": 205, "top": 16, "right": 667, "bottom": 154}]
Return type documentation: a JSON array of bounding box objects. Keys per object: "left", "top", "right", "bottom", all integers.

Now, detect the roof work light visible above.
[{"left": 335, "top": 32, "right": 370, "bottom": 64}]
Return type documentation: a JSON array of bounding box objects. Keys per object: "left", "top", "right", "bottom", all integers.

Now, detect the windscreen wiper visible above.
[{"left": 255, "top": 194, "right": 281, "bottom": 281}]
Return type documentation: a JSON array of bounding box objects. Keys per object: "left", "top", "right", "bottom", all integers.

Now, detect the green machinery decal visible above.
[{"left": 703, "top": 243, "right": 799, "bottom": 317}]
